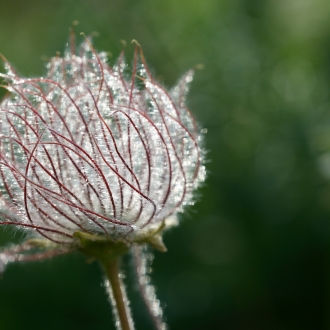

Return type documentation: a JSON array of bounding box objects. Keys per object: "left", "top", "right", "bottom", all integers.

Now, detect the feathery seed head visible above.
[{"left": 0, "top": 38, "right": 205, "bottom": 261}]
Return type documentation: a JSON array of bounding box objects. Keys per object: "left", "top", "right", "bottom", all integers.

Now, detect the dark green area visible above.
[{"left": 1, "top": 0, "right": 330, "bottom": 329}]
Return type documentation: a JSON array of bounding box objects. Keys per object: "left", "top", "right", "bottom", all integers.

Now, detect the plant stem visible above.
[{"left": 101, "top": 258, "right": 133, "bottom": 330}]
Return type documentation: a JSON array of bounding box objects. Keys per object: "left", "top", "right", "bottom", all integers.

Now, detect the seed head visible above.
[{"left": 0, "top": 38, "right": 205, "bottom": 252}]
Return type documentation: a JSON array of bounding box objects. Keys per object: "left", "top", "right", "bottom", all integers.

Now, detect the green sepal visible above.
[
  {"left": 134, "top": 220, "right": 167, "bottom": 252},
  {"left": 24, "top": 238, "right": 58, "bottom": 249}
]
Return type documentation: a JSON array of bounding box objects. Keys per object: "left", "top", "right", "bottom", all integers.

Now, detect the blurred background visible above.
[{"left": 1, "top": 0, "right": 330, "bottom": 329}]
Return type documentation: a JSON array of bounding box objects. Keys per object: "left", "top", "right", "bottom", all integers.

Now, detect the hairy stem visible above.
[
  {"left": 133, "top": 245, "right": 167, "bottom": 330},
  {"left": 101, "top": 258, "right": 134, "bottom": 330}
]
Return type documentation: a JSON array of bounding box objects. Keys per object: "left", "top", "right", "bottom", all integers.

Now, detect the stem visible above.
[
  {"left": 101, "top": 258, "right": 134, "bottom": 330},
  {"left": 133, "top": 245, "right": 167, "bottom": 330}
]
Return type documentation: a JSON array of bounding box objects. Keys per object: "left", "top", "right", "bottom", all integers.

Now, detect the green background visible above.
[{"left": 1, "top": 0, "right": 330, "bottom": 329}]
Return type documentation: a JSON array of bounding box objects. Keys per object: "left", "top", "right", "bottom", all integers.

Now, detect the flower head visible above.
[{"left": 0, "top": 38, "right": 205, "bottom": 260}]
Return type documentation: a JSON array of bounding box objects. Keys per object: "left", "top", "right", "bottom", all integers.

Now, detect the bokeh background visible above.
[{"left": 1, "top": 0, "right": 330, "bottom": 329}]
